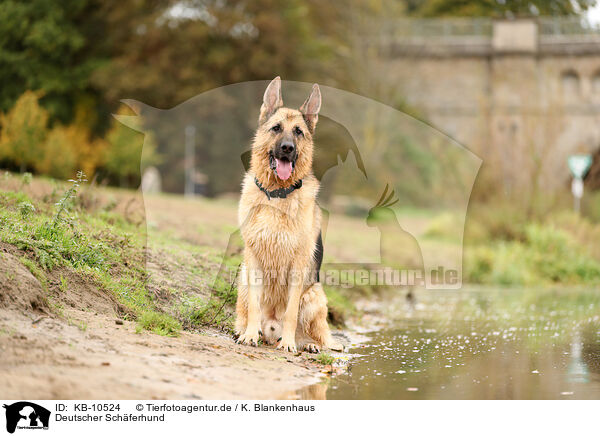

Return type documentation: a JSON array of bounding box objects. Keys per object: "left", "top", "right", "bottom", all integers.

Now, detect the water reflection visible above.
[
  {"left": 303, "top": 288, "right": 600, "bottom": 399},
  {"left": 567, "top": 331, "right": 589, "bottom": 384}
]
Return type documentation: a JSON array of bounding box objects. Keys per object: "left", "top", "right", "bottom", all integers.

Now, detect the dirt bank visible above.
[{"left": 0, "top": 248, "right": 326, "bottom": 400}]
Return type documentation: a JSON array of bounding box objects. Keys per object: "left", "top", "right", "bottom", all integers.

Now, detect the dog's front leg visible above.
[
  {"left": 277, "top": 268, "right": 305, "bottom": 353},
  {"left": 236, "top": 254, "right": 262, "bottom": 347}
]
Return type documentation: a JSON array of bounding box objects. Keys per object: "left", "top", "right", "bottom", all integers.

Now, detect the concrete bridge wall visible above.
[{"left": 378, "top": 18, "right": 600, "bottom": 191}]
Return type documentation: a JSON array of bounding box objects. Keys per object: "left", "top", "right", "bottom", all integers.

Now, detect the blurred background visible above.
[
  {"left": 3, "top": 0, "right": 600, "bottom": 286},
  {"left": 1, "top": 0, "right": 599, "bottom": 193}
]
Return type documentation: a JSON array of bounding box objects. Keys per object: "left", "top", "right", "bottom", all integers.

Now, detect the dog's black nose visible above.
[{"left": 280, "top": 141, "right": 295, "bottom": 154}]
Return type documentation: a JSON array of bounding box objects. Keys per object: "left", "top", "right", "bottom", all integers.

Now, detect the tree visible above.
[
  {"left": 39, "top": 126, "right": 78, "bottom": 180},
  {"left": 90, "top": 0, "right": 332, "bottom": 110},
  {"left": 0, "top": 91, "right": 48, "bottom": 172},
  {"left": 0, "top": 0, "right": 106, "bottom": 124}
]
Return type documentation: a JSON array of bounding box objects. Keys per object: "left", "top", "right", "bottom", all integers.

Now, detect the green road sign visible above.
[{"left": 568, "top": 154, "right": 592, "bottom": 179}]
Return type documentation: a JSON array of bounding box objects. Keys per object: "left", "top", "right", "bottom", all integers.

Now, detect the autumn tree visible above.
[{"left": 0, "top": 91, "right": 48, "bottom": 172}]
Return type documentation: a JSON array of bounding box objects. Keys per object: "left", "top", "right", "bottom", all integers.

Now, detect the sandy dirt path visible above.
[{"left": 0, "top": 307, "right": 325, "bottom": 400}]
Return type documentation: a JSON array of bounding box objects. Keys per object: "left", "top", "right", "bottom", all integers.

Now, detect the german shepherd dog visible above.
[{"left": 235, "top": 77, "right": 340, "bottom": 353}]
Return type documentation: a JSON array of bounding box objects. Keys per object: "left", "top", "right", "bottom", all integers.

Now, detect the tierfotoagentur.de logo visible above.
[{"left": 2, "top": 402, "right": 50, "bottom": 434}]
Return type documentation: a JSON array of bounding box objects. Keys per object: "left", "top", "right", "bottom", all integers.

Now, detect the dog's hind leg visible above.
[{"left": 297, "top": 283, "right": 343, "bottom": 352}]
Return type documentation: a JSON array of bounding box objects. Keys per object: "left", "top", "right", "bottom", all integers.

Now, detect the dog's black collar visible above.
[{"left": 255, "top": 177, "right": 302, "bottom": 200}]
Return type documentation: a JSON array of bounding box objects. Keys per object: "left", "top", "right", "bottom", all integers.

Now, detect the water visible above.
[{"left": 304, "top": 288, "right": 600, "bottom": 399}]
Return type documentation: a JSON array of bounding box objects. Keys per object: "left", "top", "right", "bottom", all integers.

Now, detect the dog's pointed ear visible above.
[
  {"left": 300, "top": 84, "right": 321, "bottom": 133},
  {"left": 259, "top": 76, "right": 283, "bottom": 125}
]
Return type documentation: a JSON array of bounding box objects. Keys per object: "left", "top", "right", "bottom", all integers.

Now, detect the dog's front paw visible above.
[
  {"left": 304, "top": 343, "right": 320, "bottom": 354},
  {"left": 236, "top": 328, "right": 261, "bottom": 347},
  {"left": 276, "top": 336, "right": 297, "bottom": 353}
]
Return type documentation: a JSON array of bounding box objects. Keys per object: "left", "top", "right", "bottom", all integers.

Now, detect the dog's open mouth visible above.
[{"left": 269, "top": 153, "right": 295, "bottom": 181}]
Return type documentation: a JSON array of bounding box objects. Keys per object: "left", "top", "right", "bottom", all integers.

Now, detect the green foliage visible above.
[
  {"left": 21, "top": 172, "right": 32, "bottom": 186},
  {"left": 53, "top": 170, "right": 87, "bottom": 228},
  {"left": 18, "top": 256, "right": 48, "bottom": 292},
  {"left": 48, "top": 107, "right": 108, "bottom": 179},
  {"left": 59, "top": 274, "right": 68, "bottom": 293},
  {"left": 547, "top": 211, "right": 600, "bottom": 261},
  {"left": 465, "top": 205, "right": 600, "bottom": 286},
  {"left": 525, "top": 225, "right": 600, "bottom": 282},
  {"left": 0, "top": 91, "right": 48, "bottom": 172},
  {"left": 0, "top": 175, "right": 247, "bottom": 338},
  {"left": 0, "top": 190, "right": 32, "bottom": 205},
  {"left": 0, "top": 176, "right": 149, "bottom": 311},
  {"left": 179, "top": 271, "right": 238, "bottom": 331},
  {"left": 412, "top": 0, "right": 596, "bottom": 17},
  {"left": 0, "top": 92, "right": 107, "bottom": 180},
  {"left": 314, "top": 352, "right": 335, "bottom": 365},
  {"left": 17, "top": 201, "right": 35, "bottom": 219},
  {"left": 0, "top": 0, "right": 99, "bottom": 123},
  {"left": 183, "top": 298, "right": 231, "bottom": 330},
  {"left": 39, "top": 126, "right": 78, "bottom": 179},
  {"left": 382, "top": 134, "right": 438, "bottom": 206},
  {"left": 466, "top": 201, "right": 528, "bottom": 243},
  {"left": 465, "top": 223, "right": 600, "bottom": 286},
  {"left": 93, "top": 1, "right": 333, "bottom": 110},
  {"left": 137, "top": 311, "right": 181, "bottom": 337},
  {"left": 0, "top": 90, "right": 162, "bottom": 186}
]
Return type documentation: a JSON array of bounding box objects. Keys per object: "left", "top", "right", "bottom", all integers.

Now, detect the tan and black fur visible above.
[{"left": 235, "top": 77, "right": 340, "bottom": 353}]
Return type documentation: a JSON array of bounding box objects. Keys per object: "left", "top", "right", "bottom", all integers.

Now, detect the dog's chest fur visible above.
[{"left": 238, "top": 173, "right": 320, "bottom": 272}]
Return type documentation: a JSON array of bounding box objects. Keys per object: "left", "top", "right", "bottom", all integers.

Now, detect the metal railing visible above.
[
  {"left": 377, "top": 16, "right": 600, "bottom": 39},
  {"left": 538, "top": 17, "right": 600, "bottom": 35},
  {"left": 384, "top": 18, "right": 493, "bottom": 38}
]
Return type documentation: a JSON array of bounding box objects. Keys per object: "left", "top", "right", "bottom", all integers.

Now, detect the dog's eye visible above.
[
  {"left": 271, "top": 124, "right": 281, "bottom": 133},
  {"left": 294, "top": 126, "right": 303, "bottom": 136}
]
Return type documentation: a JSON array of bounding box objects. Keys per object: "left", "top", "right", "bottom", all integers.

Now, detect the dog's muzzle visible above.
[{"left": 269, "top": 150, "right": 296, "bottom": 180}]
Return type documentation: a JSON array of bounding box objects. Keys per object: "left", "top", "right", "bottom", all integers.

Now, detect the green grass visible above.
[
  {"left": 177, "top": 269, "right": 239, "bottom": 332},
  {"left": 59, "top": 274, "right": 68, "bottom": 292},
  {"left": 465, "top": 223, "right": 600, "bottom": 286},
  {"left": 0, "top": 173, "right": 179, "bottom": 336},
  {"left": 18, "top": 256, "right": 48, "bottom": 292},
  {"left": 0, "top": 190, "right": 33, "bottom": 205},
  {"left": 314, "top": 352, "right": 335, "bottom": 365},
  {"left": 0, "top": 172, "right": 250, "bottom": 336},
  {"left": 137, "top": 311, "right": 182, "bottom": 337}
]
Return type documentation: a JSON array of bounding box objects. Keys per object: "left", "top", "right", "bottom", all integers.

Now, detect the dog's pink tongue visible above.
[{"left": 276, "top": 159, "right": 292, "bottom": 180}]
